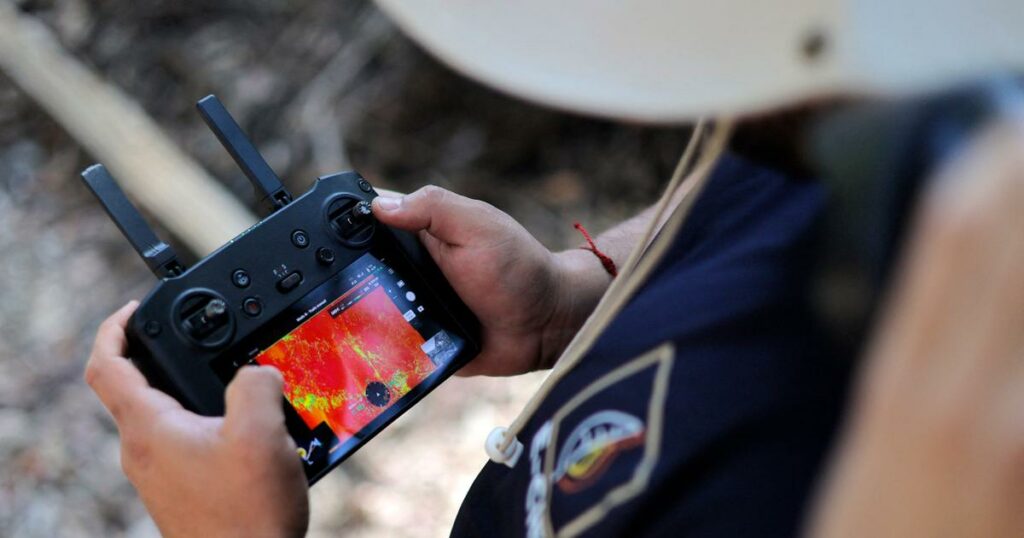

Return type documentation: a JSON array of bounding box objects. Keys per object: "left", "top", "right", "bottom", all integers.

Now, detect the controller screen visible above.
[{"left": 248, "top": 253, "right": 464, "bottom": 467}]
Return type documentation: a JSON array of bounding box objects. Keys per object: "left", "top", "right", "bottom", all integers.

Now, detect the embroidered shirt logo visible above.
[
  {"left": 554, "top": 410, "right": 645, "bottom": 494},
  {"left": 522, "top": 343, "right": 675, "bottom": 538}
]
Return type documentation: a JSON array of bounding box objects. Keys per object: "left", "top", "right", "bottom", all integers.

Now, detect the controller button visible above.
[
  {"left": 144, "top": 320, "right": 162, "bottom": 337},
  {"left": 276, "top": 271, "right": 303, "bottom": 293},
  {"left": 357, "top": 179, "right": 372, "bottom": 192},
  {"left": 232, "top": 269, "right": 251, "bottom": 288},
  {"left": 291, "top": 229, "right": 310, "bottom": 249},
  {"left": 316, "top": 247, "right": 336, "bottom": 266},
  {"left": 242, "top": 297, "right": 263, "bottom": 317}
]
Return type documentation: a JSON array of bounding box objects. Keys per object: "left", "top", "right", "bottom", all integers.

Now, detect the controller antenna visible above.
[
  {"left": 81, "top": 164, "right": 185, "bottom": 279},
  {"left": 196, "top": 94, "right": 293, "bottom": 215}
]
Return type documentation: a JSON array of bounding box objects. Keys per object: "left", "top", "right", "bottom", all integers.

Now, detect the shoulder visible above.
[{"left": 452, "top": 154, "right": 845, "bottom": 538}]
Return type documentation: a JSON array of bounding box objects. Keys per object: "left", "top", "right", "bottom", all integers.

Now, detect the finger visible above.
[
  {"left": 455, "top": 330, "right": 538, "bottom": 377},
  {"left": 222, "top": 366, "right": 288, "bottom": 442},
  {"left": 374, "top": 187, "right": 405, "bottom": 199},
  {"left": 372, "top": 185, "right": 502, "bottom": 246},
  {"left": 417, "top": 229, "right": 446, "bottom": 262},
  {"left": 91, "top": 300, "right": 137, "bottom": 359},
  {"left": 86, "top": 302, "right": 182, "bottom": 425}
]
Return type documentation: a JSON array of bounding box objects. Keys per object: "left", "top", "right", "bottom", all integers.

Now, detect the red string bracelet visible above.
[{"left": 573, "top": 222, "right": 618, "bottom": 277}]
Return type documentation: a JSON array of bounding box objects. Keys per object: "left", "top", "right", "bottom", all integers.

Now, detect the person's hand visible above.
[
  {"left": 372, "top": 186, "right": 610, "bottom": 376},
  {"left": 85, "top": 302, "right": 309, "bottom": 538},
  {"left": 807, "top": 121, "right": 1024, "bottom": 537}
]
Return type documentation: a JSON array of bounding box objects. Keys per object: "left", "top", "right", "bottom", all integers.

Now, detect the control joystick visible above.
[
  {"left": 184, "top": 300, "right": 224, "bottom": 335},
  {"left": 326, "top": 197, "right": 375, "bottom": 246},
  {"left": 176, "top": 293, "right": 234, "bottom": 348},
  {"left": 202, "top": 298, "right": 227, "bottom": 322},
  {"left": 352, "top": 201, "right": 372, "bottom": 221}
]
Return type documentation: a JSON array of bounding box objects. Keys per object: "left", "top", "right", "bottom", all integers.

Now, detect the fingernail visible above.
[{"left": 375, "top": 196, "right": 401, "bottom": 211}]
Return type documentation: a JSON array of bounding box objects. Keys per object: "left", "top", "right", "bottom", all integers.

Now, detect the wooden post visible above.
[{"left": 0, "top": 1, "right": 256, "bottom": 255}]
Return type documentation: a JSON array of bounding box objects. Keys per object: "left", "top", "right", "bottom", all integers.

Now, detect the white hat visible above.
[{"left": 375, "top": 0, "right": 1024, "bottom": 122}]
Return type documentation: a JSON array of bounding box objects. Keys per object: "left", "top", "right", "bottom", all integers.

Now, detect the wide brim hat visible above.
[{"left": 375, "top": 0, "right": 1024, "bottom": 122}]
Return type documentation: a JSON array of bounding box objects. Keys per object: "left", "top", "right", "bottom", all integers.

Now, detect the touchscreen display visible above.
[{"left": 226, "top": 252, "right": 466, "bottom": 478}]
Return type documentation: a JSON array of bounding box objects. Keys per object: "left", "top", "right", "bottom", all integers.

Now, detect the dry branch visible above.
[{"left": 0, "top": 0, "right": 256, "bottom": 255}]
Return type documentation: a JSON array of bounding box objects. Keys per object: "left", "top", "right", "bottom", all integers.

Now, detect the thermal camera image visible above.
[{"left": 255, "top": 284, "right": 439, "bottom": 443}]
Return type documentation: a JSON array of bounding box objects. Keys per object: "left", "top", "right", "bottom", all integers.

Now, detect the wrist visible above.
[{"left": 537, "top": 248, "right": 613, "bottom": 369}]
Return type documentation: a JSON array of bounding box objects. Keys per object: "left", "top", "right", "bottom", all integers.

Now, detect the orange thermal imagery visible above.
[{"left": 255, "top": 284, "right": 438, "bottom": 444}]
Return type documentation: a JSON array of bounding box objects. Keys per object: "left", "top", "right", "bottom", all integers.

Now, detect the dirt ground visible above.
[{"left": 0, "top": 1, "right": 688, "bottom": 536}]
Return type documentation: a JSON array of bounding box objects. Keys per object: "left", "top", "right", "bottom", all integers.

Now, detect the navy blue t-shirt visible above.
[{"left": 451, "top": 154, "right": 850, "bottom": 537}]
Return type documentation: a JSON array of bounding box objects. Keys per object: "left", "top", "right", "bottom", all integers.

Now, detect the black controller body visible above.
[
  {"left": 85, "top": 95, "right": 481, "bottom": 483},
  {"left": 125, "top": 172, "right": 480, "bottom": 423}
]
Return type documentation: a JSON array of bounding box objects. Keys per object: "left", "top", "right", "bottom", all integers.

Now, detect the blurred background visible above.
[{"left": 0, "top": 1, "right": 690, "bottom": 536}]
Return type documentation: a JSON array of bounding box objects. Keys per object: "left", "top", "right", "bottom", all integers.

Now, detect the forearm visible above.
[
  {"left": 538, "top": 205, "right": 661, "bottom": 367},
  {"left": 582, "top": 205, "right": 660, "bottom": 265}
]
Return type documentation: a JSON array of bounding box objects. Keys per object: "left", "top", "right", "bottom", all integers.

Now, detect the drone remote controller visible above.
[{"left": 82, "top": 95, "right": 480, "bottom": 484}]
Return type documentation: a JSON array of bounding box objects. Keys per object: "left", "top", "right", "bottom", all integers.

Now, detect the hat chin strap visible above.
[{"left": 485, "top": 118, "right": 736, "bottom": 467}]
